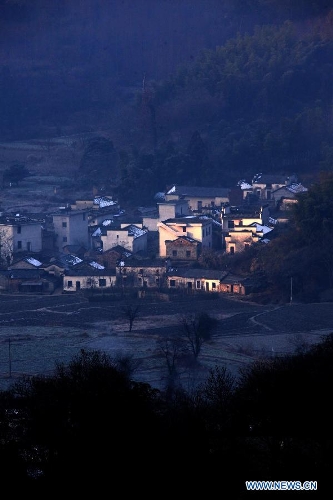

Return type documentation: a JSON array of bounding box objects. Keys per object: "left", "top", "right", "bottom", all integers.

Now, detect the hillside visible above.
[{"left": 0, "top": 2, "right": 332, "bottom": 201}]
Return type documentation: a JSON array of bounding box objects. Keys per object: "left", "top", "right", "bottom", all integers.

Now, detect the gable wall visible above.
[
  {"left": 158, "top": 219, "right": 212, "bottom": 257},
  {"left": 101, "top": 229, "right": 147, "bottom": 254},
  {"left": 63, "top": 273, "right": 116, "bottom": 292},
  {"left": 53, "top": 211, "right": 89, "bottom": 250},
  {"left": 165, "top": 238, "right": 200, "bottom": 260}
]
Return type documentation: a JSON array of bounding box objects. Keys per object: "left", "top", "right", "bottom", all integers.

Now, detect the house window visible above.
[
  {"left": 76, "top": 281, "right": 80, "bottom": 290},
  {"left": 212, "top": 282, "right": 216, "bottom": 289},
  {"left": 99, "top": 279, "right": 106, "bottom": 287},
  {"left": 170, "top": 279, "right": 176, "bottom": 287},
  {"left": 186, "top": 251, "right": 191, "bottom": 258},
  {"left": 172, "top": 250, "right": 177, "bottom": 257},
  {"left": 196, "top": 280, "right": 201, "bottom": 289},
  {"left": 27, "top": 242, "right": 31, "bottom": 251},
  {"left": 62, "top": 222, "right": 67, "bottom": 228},
  {"left": 182, "top": 226, "right": 186, "bottom": 232},
  {"left": 17, "top": 226, "right": 21, "bottom": 234},
  {"left": 187, "top": 282, "right": 192, "bottom": 289},
  {"left": 228, "top": 221, "right": 234, "bottom": 229},
  {"left": 67, "top": 281, "right": 73, "bottom": 288},
  {"left": 230, "top": 246, "right": 235, "bottom": 254},
  {"left": 17, "top": 241, "right": 22, "bottom": 249},
  {"left": 63, "top": 236, "right": 67, "bottom": 242}
]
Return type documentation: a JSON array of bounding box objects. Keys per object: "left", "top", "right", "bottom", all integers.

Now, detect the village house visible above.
[
  {"left": 239, "top": 173, "right": 299, "bottom": 204},
  {"left": 87, "top": 245, "right": 133, "bottom": 269},
  {"left": 165, "top": 235, "right": 201, "bottom": 261},
  {"left": 0, "top": 216, "right": 43, "bottom": 265},
  {"left": 220, "top": 205, "right": 270, "bottom": 249},
  {"left": 224, "top": 222, "right": 274, "bottom": 254},
  {"left": 52, "top": 208, "right": 90, "bottom": 251},
  {"left": 142, "top": 199, "right": 191, "bottom": 231},
  {"left": 100, "top": 223, "right": 148, "bottom": 254},
  {"left": 70, "top": 195, "right": 118, "bottom": 212},
  {"left": 63, "top": 262, "right": 116, "bottom": 292},
  {"left": 164, "top": 185, "right": 230, "bottom": 213},
  {"left": 157, "top": 216, "right": 213, "bottom": 258},
  {"left": 0, "top": 268, "right": 59, "bottom": 294},
  {"left": 272, "top": 182, "right": 308, "bottom": 210},
  {"left": 166, "top": 268, "right": 228, "bottom": 292},
  {"left": 8, "top": 255, "right": 43, "bottom": 270},
  {"left": 116, "top": 258, "right": 170, "bottom": 288},
  {"left": 166, "top": 268, "right": 261, "bottom": 295}
]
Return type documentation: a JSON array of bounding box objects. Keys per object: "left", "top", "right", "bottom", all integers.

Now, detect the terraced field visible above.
[{"left": 0, "top": 293, "right": 332, "bottom": 392}]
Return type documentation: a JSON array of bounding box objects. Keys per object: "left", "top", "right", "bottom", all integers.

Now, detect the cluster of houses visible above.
[{"left": 0, "top": 173, "right": 307, "bottom": 296}]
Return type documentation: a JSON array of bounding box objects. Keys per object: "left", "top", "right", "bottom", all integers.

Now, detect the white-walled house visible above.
[
  {"left": 63, "top": 264, "right": 116, "bottom": 292},
  {"left": 272, "top": 183, "right": 308, "bottom": 209},
  {"left": 224, "top": 223, "right": 273, "bottom": 254},
  {"left": 101, "top": 223, "right": 148, "bottom": 254},
  {"left": 142, "top": 199, "right": 191, "bottom": 231},
  {"left": 166, "top": 268, "right": 228, "bottom": 292},
  {"left": 220, "top": 205, "right": 270, "bottom": 249},
  {"left": 164, "top": 185, "right": 230, "bottom": 211},
  {"left": 52, "top": 209, "right": 90, "bottom": 251},
  {"left": 157, "top": 216, "right": 213, "bottom": 257},
  {"left": 0, "top": 219, "right": 43, "bottom": 264},
  {"left": 240, "top": 173, "right": 298, "bottom": 203}
]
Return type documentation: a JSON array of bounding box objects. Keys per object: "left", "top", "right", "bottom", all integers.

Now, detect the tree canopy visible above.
[{"left": 1, "top": 337, "right": 333, "bottom": 495}]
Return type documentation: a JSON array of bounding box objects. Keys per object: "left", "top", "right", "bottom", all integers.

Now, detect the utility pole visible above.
[{"left": 8, "top": 338, "right": 12, "bottom": 378}]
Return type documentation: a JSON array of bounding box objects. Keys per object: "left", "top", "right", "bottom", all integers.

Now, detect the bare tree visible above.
[
  {"left": 156, "top": 336, "right": 185, "bottom": 392},
  {"left": 0, "top": 228, "right": 14, "bottom": 266},
  {"left": 122, "top": 302, "right": 140, "bottom": 332},
  {"left": 197, "top": 365, "right": 235, "bottom": 407},
  {"left": 179, "top": 311, "right": 218, "bottom": 361}
]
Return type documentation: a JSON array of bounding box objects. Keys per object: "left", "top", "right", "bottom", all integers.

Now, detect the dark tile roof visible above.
[
  {"left": 118, "top": 258, "right": 169, "bottom": 268},
  {"left": 167, "top": 268, "right": 228, "bottom": 280},
  {"left": 166, "top": 185, "right": 230, "bottom": 197},
  {"left": 62, "top": 244, "right": 86, "bottom": 254},
  {"left": 163, "top": 216, "right": 213, "bottom": 224},
  {"left": 157, "top": 199, "right": 188, "bottom": 206},
  {"left": 165, "top": 235, "right": 199, "bottom": 244},
  {"left": 64, "top": 266, "right": 116, "bottom": 277},
  {"left": 252, "top": 174, "right": 297, "bottom": 185},
  {"left": 102, "top": 245, "right": 132, "bottom": 256},
  {"left": 6, "top": 269, "right": 45, "bottom": 279}
]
